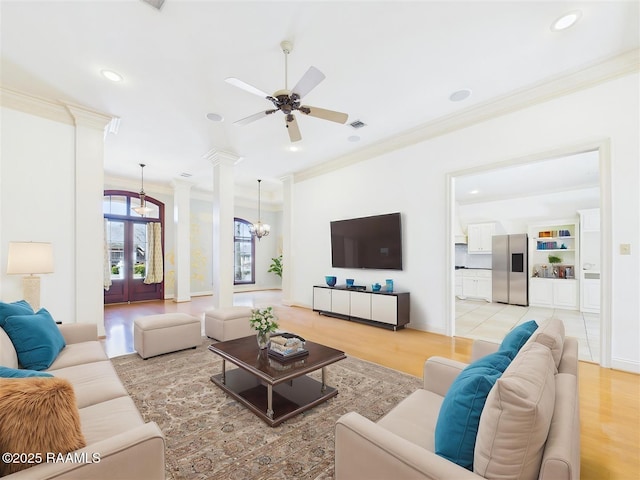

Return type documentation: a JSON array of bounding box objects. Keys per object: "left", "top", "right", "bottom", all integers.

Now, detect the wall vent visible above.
[
  {"left": 179, "top": 172, "right": 193, "bottom": 178},
  {"left": 349, "top": 120, "right": 367, "bottom": 129}
]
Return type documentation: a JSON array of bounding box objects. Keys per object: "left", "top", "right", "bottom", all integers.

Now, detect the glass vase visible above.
[{"left": 256, "top": 331, "right": 270, "bottom": 350}]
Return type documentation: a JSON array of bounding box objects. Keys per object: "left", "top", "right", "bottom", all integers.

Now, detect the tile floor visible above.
[{"left": 455, "top": 299, "right": 600, "bottom": 363}]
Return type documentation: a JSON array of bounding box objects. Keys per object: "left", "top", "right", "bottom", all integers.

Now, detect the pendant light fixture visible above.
[
  {"left": 249, "top": 179, "right": 270, "bottom": 241},
  {"left": 133, "top": 163, "right": 152, "bottom": 216}
]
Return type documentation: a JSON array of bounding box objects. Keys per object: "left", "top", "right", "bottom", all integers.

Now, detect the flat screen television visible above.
[{"left": 330, "top": 212, "right": 403, "bottom": 270}]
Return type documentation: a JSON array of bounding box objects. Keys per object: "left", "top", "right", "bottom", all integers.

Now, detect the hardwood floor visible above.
[{"left": 104, "top": 291, "right": 640, "bottom": 479}]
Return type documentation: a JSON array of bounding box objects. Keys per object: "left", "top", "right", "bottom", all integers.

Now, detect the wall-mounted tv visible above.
[{"left": 330, "top": 212, "right": 403, "bottom": 270}]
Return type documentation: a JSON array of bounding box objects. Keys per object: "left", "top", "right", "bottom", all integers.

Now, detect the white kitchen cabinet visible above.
[
  {"left": 529, "top": 278, "right": 577, "bottom": 309},
  {"left": 581, "top": 209, "right": 600, "bottom": 232},
  {"left": 529, "top": 278, "right": 553, "bottom": 306},
  {"left": 579, "top": 209, "right": 600, "bottom": 313},
  {"left": 467, "top": 223, "right": 495, "bottom": 254},
  {"left": 455, "top": 270, "right": 463, "bottom": 297},
  {"left": 312, "top": 286, "right": 410, "bottom": 330},
  {"left": 553, "top": 280, "right": 578, "bottom": 308},
  {"left": 461, "top": 269, "right": 492, "bottom": 301},
  {"left": 582, "top": 278, "right": 601, "bottom": 312}
]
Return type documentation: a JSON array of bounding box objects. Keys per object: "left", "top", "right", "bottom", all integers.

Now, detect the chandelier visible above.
[
  {"left": 133, "top": 163, "right": 152, "bottom": 216},
  {"left": 249, "top": 179, "right": 270, "bottom": 241}
]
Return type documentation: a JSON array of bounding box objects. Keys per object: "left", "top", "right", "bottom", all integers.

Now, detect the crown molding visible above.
[
  {"left": 65, "top": 103, "right": 113, "bottom": 130},
  {"left": 0, "top": 86, "right": 74, "bottom": 125},
  {"left": 203, "top": 148, "right": 242, "bottom": 166},
  {"left": 293, "top": 48, "right": 640, "bottom": 183},
  {"left": 0, "top": 86, "right": 114, "bottom": 130}
]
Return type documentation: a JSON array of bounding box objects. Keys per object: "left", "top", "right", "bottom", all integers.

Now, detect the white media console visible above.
[{"left": 312, "top": 285, "right": 410, "bottom": 330}]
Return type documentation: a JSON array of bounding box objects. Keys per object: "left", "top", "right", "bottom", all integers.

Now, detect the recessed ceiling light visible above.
[
  {"left": 206, "top": 113, "right": 224, "bottom": 122},
  {"left": 469, "top": 189, "right": 479, "bottom": 195},
  {"left": 101, "top": 69, "right": 123, "bottom": 82},
  {"left": 348, "top": 135, "right": 360, "bottom": 142},
  {"left": 551, "top": 10, "right": 582, "bottom": 31},
  {"left": 289, "top": 145, "right": 299, "bottom": 152},
  {"left": 449, "top": 89, "right": 472, "bottom": 102}
]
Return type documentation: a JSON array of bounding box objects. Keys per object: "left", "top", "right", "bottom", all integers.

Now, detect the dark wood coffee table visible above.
[{"left": 208, "top": 335, "right": 346, "bottom": 426}]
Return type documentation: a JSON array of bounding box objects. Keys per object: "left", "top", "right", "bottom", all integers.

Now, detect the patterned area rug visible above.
[{"left": 111, "top": 341, "right": 422, "bottom": 480}]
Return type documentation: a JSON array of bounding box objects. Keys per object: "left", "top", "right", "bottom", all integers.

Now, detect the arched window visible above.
[{"left": 234, "top": 218, "right": 255, "bottom": 285}]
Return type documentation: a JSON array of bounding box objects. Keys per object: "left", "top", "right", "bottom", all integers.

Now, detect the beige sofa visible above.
[
  {"left": 335, "top": 319, "right": 580, "bottom": 480},
  {"left": 0, "top": 323, "right": 165, "bottom": 479}
]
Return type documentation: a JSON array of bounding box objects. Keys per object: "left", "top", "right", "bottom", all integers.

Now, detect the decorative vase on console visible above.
[
  {"left": 325, "top": 276, "right": 337, "bottom": 287},
  {"left": 385, "top": 279, "right": 394, "bottom": 292},
  {"left": 249, "top": 306, "right": 279, "bottom": 350}
]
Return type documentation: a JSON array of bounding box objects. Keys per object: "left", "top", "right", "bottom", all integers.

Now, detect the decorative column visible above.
[
  {"left": 65, "top": 103, "right": 112, "bottom": 337},
  {"left": 172, "top": 179, "right": 193, "bottom": 302},
  {"left": 280, "top": 174, "right": 294, "bottom": 305},
  {"left": 205, "top": 149, "right": 239, "bottom": 309}
]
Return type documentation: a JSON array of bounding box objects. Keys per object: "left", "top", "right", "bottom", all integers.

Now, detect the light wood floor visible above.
[{"left": 104, "top": 291, "right": 640, "bottom": 479}]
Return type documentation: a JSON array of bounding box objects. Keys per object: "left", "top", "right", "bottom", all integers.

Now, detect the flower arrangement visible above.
[{"left": 249, "top": 307, "right": 279, "bottom": 334}]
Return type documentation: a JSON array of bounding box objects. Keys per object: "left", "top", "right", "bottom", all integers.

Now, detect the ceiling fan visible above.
[{"left": 225, "top": 40, "right": 349, "bottom": 142}]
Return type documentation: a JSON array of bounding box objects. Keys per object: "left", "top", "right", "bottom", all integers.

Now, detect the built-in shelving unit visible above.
[
  {"left": 312, "top": 286, "right": 410, "bottom": 331},
  {"left": 528, "top": 219, "right": 579, "bottom": 310}
]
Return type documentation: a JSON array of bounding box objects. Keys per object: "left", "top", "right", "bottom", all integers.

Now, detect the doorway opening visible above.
[
  {"left": 446, "top": 142, "right": 611, "bottom": 367},
  {"left": 103, "top": 190, "right": 165, "bottom": 304}
]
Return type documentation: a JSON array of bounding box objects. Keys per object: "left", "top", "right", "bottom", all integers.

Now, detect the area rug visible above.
[{"left": 111, "top": 341, "right": 422, "bottom": 480}]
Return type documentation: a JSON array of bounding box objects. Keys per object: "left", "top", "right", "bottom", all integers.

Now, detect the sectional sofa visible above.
[
  {"left": 0, "top": 302, "right": 164, "bottom": 479},
  {"left": 335, "top": 318, "right": 580, "bottom": 480}
]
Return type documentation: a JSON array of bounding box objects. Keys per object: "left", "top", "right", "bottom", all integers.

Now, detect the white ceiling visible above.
[
  {"left": 455, "top": 150, "right": 600, "bottom": 205},
  {"left": 1, "top": 1, "right": 638, "bottom": 197}
]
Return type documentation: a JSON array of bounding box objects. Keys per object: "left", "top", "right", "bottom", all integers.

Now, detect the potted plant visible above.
[
  {"left": 548, "top": 254, "right": 563, "bottom": 264},
  {"left": 548, "top": 254, "right": 562, "bottom": 278},
  {"left": 268, "top": 255, "right": 283, "bottom": 278},
  {"left": 249, "top": 306, "right": 279, "bottom": 349}
]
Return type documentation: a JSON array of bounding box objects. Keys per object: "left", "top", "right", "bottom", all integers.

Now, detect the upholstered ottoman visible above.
[
  {"left": 134, "top": 313, "right": 202, "bottom": 359},
  {"left": 204, "top": 306, "right": 253, "bottom": 341}
]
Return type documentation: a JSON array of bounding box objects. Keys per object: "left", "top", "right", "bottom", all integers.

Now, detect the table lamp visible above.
[{"left": 6, "top": 241, "right": 54, "bottom": 310}]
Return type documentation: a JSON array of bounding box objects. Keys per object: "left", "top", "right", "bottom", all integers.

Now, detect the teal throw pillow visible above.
[
  {"left": 434, "top": 351, "right": 513, "bottom": 470},
  {"left": 0, "top": 300, "right": 34, "bottom": 324},
  {"left": 499, "top": 320, "right": 538, "bottom": 357},
  {"left": 0, "top": 366, "right": 53, "bottom": 378},
  {"left": 1, "top": 308, "right": 66, "bottom": 371}
]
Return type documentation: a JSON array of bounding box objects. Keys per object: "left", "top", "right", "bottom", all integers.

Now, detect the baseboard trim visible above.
[{"left": 611, "top": 357, "right": 640, "bottom": 374}]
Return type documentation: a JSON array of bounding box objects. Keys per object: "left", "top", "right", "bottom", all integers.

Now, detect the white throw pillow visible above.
[{"left": 473, "top": 342, "right": 556, "bottom": 480}]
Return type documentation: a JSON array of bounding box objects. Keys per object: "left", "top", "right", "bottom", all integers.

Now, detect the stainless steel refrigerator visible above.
[{"left": 492, "top": 234, "right": 528, "bottom": 306}]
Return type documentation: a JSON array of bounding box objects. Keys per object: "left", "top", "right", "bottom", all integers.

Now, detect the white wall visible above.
[
  {"left": 291, "top": 73, "right": 639, "bottom": 372},
  {"left": 0, "top": 108, "right": 76, "bottom": 322}
]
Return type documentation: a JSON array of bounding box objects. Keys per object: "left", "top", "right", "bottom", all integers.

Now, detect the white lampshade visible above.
[{"left": 7, "top": 242, "right": 54, "bottom": 275}]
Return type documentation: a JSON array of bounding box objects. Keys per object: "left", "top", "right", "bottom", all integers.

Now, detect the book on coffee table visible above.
[{"left": 268, "top": 333, "right": 308, "bottom": 361}]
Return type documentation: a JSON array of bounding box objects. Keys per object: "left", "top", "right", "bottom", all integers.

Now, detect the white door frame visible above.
[{"left": 445, "top": 139, "right": 612, "bottom": 367}]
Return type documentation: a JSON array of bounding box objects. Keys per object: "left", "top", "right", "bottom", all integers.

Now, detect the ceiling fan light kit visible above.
[{"left": 226, "top": 40, "right": 349, "bottom": 142}]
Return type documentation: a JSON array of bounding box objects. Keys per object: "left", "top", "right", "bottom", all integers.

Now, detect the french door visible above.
[{"left": 104, "top": 191, "right": 164, "bottom": 304}]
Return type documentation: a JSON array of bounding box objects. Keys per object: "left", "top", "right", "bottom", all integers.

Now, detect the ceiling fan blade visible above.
[
  {"left": 225, "top": 77, "right": 270, "bottom": 99},
  {"left": 300, "top": 105, "right": 348, "bottom": 124},
  {"left": 234, "top": 110, "right": 277, "bottom": 126},
  {"left": 291, "top": 66, "right": 325, "bottom": 100},
  {"left": 286, "top": 115, "right": 302, "bottom": 142}
]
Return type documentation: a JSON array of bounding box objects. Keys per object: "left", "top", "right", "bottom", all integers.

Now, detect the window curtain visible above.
[
  {"left": 144, "top": 222, "right": 163, "bottom": 284},
  {"left": 103, "top": 219, "right": 112, "bottom": 291}
]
